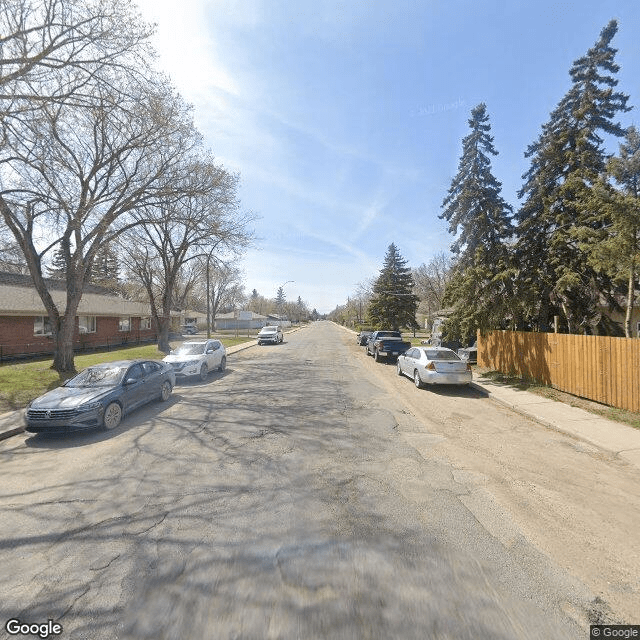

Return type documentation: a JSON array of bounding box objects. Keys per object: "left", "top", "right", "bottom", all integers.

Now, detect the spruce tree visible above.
[
  {"left": 367, "top": 243, "right": 418, "bottom": 330},
  {"left": 275, "top": 286, "right": 286, "bottom": 311},
  {"left": 90, "top": 244, "right": 120, "bottom": 289},
  {"left": 579, "top": 126, "right": 640, "bottom": 336},
  {"left": 515, "top": 20, "right": 630, "bottom": 334},
  {"left": 47, "top": 246, "right": 67, "bottom": 280},
  {"left": 439, "top": 103, "right": 514, "bottom": 340}
]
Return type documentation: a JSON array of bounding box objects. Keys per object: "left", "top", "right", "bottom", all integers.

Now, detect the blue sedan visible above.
[{"left": 25, "top": 360, "right": 175, "bottom": 433}]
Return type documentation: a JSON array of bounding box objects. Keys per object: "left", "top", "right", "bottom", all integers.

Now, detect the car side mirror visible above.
[{"left": 124, "top": 377, "right": 137, "bottom": 385}]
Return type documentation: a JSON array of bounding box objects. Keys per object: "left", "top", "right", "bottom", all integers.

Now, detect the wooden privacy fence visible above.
[{"left": 478, "top": 331, "right": 640, "bottom": 413}]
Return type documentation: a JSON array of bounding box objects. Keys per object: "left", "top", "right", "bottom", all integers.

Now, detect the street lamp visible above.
[
  {"left": 196, "top": 243, "right": 221, "bottom": 339},
  {"left": 279, "top": 280, "right": 294, "bottom": 291},
  {"left": 277, "top": 280, "right": 294, "bottom": 319}
]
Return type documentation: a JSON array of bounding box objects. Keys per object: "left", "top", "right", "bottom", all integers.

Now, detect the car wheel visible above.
[
  {"left": 199, "top": 363, "right": 208, "bottom": 381},
  {"left": 160, "top": 380, "right": 172, "bottom": 402},
  {"left": 218, "top": 356, "right": 226, "bottom": 372},
  {"left": 103, "top": 402, "right": 122, "bottom": 430},
  {"left": 414, "top": 370, "right": 424, "bottom": 389},
  {"left": 397, "top": 361, "right": 403, "bottom": 376}
]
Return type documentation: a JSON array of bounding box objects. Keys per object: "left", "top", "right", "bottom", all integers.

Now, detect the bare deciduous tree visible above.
[
  {"left": 200, "top": 262, "right": 245, "bottom": 329},
  {"left": 119, "top": 158, "right": 254, "bottom": 353},
  {"left": 413, "top": 252, "right": 453, "bottom": 319},
  {"left": 0, "top": 0, "right": 154, "bottom": 116},
  {"left": 0, "top": 78, "right": 200, "bottom": 371},
  {"left": 0, "top": 235, "right": 30, "bottom": 273}
]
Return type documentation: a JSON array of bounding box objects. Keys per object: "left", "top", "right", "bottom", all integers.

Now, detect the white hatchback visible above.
[
  {"left": 163, "top": 339, "right": 226, "bottom": 381},
  {"left": 397, "top": 347, "right": 472, "bottom": 388}
]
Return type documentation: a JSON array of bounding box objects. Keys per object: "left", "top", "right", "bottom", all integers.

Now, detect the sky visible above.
[{"left": 134, "top": 0, "right": 640, "bottom": 314}]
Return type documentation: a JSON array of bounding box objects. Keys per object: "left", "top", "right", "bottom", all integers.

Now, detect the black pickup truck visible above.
[{"left": 366, "top": 331, "right": 411, "bottom": 362}]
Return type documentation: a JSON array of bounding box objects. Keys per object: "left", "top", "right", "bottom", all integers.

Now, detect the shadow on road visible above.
[{"left": 23, "top": 395, "right": 182, "bottom": 449}]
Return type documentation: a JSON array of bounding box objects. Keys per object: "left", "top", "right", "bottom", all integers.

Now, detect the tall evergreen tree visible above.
[
  {"left": 90, "top": 244, "right": 120, "bottom": 289},
  {"left": 439, "top": 103, "right": 514, "bottom": 340},
  {"left": 515, "top": 20, "right": 630, "bottom": 334},
  {"left": 367, "top": 243, "right": 418, "bottom": 330},
  {"left": 578, "top": 126, "right": 640, "bottom": 337},
  {"left": 275, "top": 286, "right": 286, "bottom": 312},
  {"left": 47, "top": 246, "right": 67, "bottom": 280}
]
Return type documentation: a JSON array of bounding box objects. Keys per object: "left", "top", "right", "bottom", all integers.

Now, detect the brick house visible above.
[{"left": 0, "top": 272, "right": 157, "bottom": 361}]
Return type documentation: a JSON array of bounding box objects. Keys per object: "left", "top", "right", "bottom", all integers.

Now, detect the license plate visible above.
[{"left": 392, "top": 352, "right": 398, "bottom": 355}]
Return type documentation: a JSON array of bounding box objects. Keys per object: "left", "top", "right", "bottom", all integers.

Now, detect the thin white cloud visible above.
[{"left": 136, "top": 0, "right": 240, "bottom": 97}]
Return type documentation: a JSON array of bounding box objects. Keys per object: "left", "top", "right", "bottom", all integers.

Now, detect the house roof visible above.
[
  {"left": 215, "top": 311, "right": 268, "bottom": 320},
  {"left": 0, "top": 272, "right": 152, "bottom": 316}
]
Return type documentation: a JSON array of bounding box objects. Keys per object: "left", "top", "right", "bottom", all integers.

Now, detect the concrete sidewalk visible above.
[{"left": 471, "top": 375, "right": 640, "bottom": 470}]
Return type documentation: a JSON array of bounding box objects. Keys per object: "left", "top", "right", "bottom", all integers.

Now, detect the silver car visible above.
[
  {"left": 397, "top": 347, "right": 472, "bottom": 389},
  {"left": 25, "top": 360, "right": 175, "bottom": 433},
  {"left": 163, "top": 339, "right": 227, "bottom": 381}
]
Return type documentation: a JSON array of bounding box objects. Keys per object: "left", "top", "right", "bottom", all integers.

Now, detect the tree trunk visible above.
[
  {"left": 157, "top": 315, "right": 172, "bottom": 354},
  {"left": 625, "top": 259, "right": 636, "bottom": 338},
  {"left": 51, "top": 313, "right": 78, "bottom": 373}
]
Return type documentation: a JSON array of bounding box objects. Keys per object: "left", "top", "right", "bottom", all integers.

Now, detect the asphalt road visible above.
[{"left": 0, "top": 321, "right": 635, "bottom": 639}]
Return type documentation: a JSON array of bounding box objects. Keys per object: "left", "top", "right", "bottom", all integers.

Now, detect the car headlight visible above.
[{"left": 76, "top": 401, "right": 103, "bottom": 413}]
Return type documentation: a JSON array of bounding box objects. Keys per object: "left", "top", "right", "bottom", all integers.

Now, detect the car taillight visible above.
[
  {"left": 466, "top": 363, "right": 472, "bottom": 371},
  {"left": 426, "top": 362, "right": 436, "bottom": 370}
]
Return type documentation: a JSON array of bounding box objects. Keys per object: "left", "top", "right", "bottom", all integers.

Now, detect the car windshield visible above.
[
  {"left": 423, "top": 349, "right": 461, "bottom": 361},
  {"left": 66, "top": 366, "right": 128, "bottom": 387},
  {"left": 173, "top": 343, "right": 206, "bottom": 356},
  {"left": 261, "top": 328, "right": 276, "bottom": 333}
]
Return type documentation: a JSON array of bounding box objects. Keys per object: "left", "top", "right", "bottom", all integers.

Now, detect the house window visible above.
[
  {"left": 140, "top": 317, "right": 151, "bottom": 330},
  {"left": 637, "top": 321, "right": 640, "bottom": 338},
  {"left": 34, "top": 316, "right": 52, "bottom": 336},
  {"left": 78, "top": 316, "right": 96, "bottom": 334},
  {"left": 119, "top": 317, "right": 131, "bottom": 332}
]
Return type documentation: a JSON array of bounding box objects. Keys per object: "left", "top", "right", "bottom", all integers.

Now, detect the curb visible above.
[
  {"left": 472, "top": 377, "right": 594, "bottom": 433},
  {"left": 470, "top": 381, "right": 490, "bottom": 397},
  {"left": 0, "top": 424, "right": 25, "bottom": 442},
  {"left": 471, "top": 379, "right": 640, "bottom": 470}
]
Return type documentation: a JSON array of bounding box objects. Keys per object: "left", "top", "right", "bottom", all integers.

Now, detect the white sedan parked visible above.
[
  {"left": 163, "top": 339, "right": 226, "bottom": 381},
  {"left": 397, "top": 347, "right": 472, "bottom": 388}
]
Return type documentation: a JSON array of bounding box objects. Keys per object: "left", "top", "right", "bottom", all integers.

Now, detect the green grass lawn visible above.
[{"left": 0, "top": 336, "right": 254, "bottom": 413}]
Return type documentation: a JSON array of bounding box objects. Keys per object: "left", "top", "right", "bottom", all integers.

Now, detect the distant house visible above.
[
  {"left": 213, "top": 311, "right": 293, "bottom": 331},
  {"left": 177, "top": 309, "right": 207, "bottom": 328},
  {"left": 0, "top": 272, "right": 157, "bottom": 361},
  {"left": 266, "top": 314, "right": 292, "bottom": 328},
  {"left": 214, "top": 311, "right": 269, "bottom": 331}
]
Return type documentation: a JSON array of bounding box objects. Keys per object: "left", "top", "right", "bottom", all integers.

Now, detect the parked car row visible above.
[
  {"left": 25, "top": 339, "right": 228, "bottom": 435},
  {"left": 359, "top": 330, "right": 473, "bottom": 390}
]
